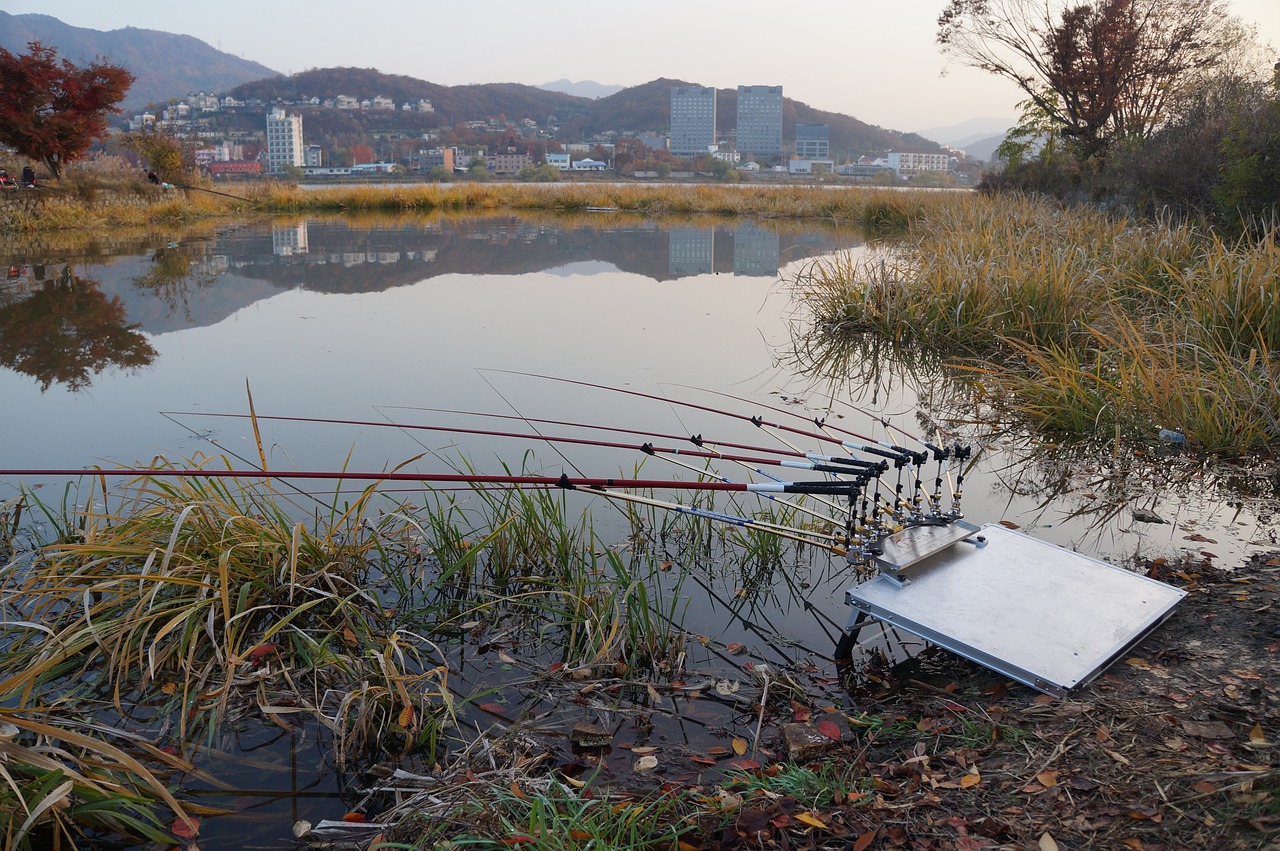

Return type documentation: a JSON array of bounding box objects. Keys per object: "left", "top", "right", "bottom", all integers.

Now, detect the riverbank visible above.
[{"left": 1, "top": 179, "right": 948, "bottom": 234}]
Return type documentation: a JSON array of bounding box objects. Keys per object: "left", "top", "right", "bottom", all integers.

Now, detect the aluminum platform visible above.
[{"left": 844, "top": 523, "right": 1186, "bottom": 697}]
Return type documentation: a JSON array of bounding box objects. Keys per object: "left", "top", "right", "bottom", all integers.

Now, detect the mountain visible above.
[
  {"left": 558, "top": 78, "right": 944, "bottom": 160},
  {"left": 916, "top": 117, "right": 1013, "bottom": 148},
  {"left": 0, "top": 11, "right": 278, "bottom": 112},
  {"left": 230, "top": 68, "right": 587, "bottom": 124},
  {"left": 952, "top": 133, "right": 1006, "bottom": 163},
  {"left": 538, "top": 79, "right": 624, "bottom": 99},
  {"left": 237, "top": 70, "right": 949, "bottom": 159}
]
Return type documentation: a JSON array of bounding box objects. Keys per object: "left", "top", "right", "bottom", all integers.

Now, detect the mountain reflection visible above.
[
  {"left": 0, "top": 215, "right": 851, "bottom": 391},
  {"left": 0, "top": 265, "right": 155, "bottom": 391}
]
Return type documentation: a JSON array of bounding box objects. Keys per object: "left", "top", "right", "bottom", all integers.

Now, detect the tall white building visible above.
[
  {"left": 266, "top": 107, "right": 304, "bottom": 169},
  {"left": 669, "top": 87, "right": 717, "bottom": 156},
  {"left": 736, "top": 86, "right": 783, "bottom": 157}
]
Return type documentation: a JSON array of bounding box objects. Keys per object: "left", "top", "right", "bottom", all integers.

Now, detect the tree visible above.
[
  {"left": 0, "top": 41, "right": 133, "bottom": 179},
  {"left": 937, "top": 0, "right": 1233, "bottom": 162},
  {"left": 121, "top": 126, "right": 197, "bottom": 184}
]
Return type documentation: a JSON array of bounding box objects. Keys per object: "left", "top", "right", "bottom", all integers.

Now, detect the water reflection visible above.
[
  {"left": 0, "top": 216, "right": 847, "bottom": 393},
  {"left": 0, "top": 265, "right": 155, "bottom": 391}
]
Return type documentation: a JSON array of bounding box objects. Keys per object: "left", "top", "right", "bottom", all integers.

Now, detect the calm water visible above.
[{"left": 2, "top": 213, "right": 1275, "bottom": 844}]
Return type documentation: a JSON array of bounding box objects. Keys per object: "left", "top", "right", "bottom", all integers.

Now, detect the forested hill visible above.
[
  {"left": 0, "top": 11, "right": 278, "bottom": 112},
  {"left": 230, "top": 68, "right": 589, "bottom": 125},
  {"left": 569, "top": 79, "right": 944, "bottom": 158},
  {"left": 234, "top": 70, "right": 944, "bottom": 158}
]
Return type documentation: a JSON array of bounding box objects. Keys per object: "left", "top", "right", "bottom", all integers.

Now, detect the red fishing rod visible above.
[{"left": 0, "top": 467, "right": 872, "bottom": 496}]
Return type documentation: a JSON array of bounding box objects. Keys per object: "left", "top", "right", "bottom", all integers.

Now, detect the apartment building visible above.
[
  {"left": 736, "top": 86, "right": 783, "bottom": 157},
  {"left": 265, "top": 108, "right": 304, "bottom": 169},
  {"left": 669, "top": 87, "right": 717, "bottom": 156}
]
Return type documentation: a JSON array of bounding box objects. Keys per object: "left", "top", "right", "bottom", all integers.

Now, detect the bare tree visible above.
[{"left": 938, "top": 0, "right": 1235, "bottom": 160}]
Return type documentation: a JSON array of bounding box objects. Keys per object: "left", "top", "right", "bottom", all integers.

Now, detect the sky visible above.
[{"left": 2, "top": 0, "right": 1278, "bottom": 135}]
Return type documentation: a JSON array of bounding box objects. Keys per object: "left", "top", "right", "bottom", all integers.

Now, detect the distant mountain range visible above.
[
  {"left": 0, "top": 11, "right": 278, "bottom": 112},
  {"left": 0, "top": 12, "right": 957, "bottom": 157},
  {"left": 917, "top": 117, "right": 1014, "bottom": 162},
  {"left": 538, "top": 79, "right": 625, "bottom": 99}
]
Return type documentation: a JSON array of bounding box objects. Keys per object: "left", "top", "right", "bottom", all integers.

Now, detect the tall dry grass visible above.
[{"left": 789, "top": 193, "right": 1280, "bottom": 454}]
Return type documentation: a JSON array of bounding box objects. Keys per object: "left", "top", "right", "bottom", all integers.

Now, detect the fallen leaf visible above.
[
  {"left": 818, "top": 720, "right": 842, "bottom": 741},
  {"left": 631, "top": 745, "right": 657, "bottom": 755},
  {"left": 247, "top": 643, "right": 277, "bottom": 660},
  {"left": 635, "top": 755, "right": 658, "bottom": 772},
  {"left": 342, "top": 812, "right": 367, "bottom": 823},
  {"left": 172, "top": 817, "right": 200, "bottom": 839},
  {"left": 731, "top": 737, "right": 748, "bottom": 755},
  {"left": 998, "top": 520, "right": 1020, "bottom": 529},
  {"left": 476, "top": 702, "right": 507, "bottom": 715},
  {"left": 1037, "top": 770, "right": 1059, "bottom": 787},
  {"left": 960, "top": 770, "right": 982, "bottom": 788},
  {"left": 728, "top": 757, "right": 761, "bottom": 770},
  {"left": 398, "top": 704, "right": 415, "bottom": 728},
  {"left": 1104, "top": 748, "right": 1132, "bottom": 765},
  {"left": 853, "top": 829, "right": 877, "bottom": 851},
  {"left": 794, "top": 812, "right": 827, "bottom": 829},
  {"left": 1249, "top": 723, "right": 1267, "bottom": 744},
  {"left": 726, "top": 642, "right": 748, "bottom": 655},
  {"left": 1039, "top": 833, "right": 1060, "bottom": 851},
  {"left": 690, "top": 755, "right": 717, "bottom": 766}
]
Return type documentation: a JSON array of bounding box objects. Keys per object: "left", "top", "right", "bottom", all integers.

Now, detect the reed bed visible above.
[
  {"left": 0, "top": 452, "right": 739, "bottom": 844},
  {"left": 788, "top": 193, "right": 1280, "bottom": 455},
  {"left": 7, "top": 179, "right": 963, "bottom": 234}
]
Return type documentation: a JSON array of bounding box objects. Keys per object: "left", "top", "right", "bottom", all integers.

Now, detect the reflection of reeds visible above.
[{"left": 786, "top": 193, "right": 1280, "bottom": 455}]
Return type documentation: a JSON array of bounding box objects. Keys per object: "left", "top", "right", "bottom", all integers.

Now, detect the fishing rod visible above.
[
  {"left": 0, "top": 467, "right": 867, "bottom": 496},
  {"left": 166, "top": 408, "right": 907, "bottom": 528},
  {"left": 481, "top": 369, "right": 935, "bottom": 469},
  {"left": 160, "top": 411, "right": 892, "bottom": 484},
  {"left": 169, "top": 182, "right": 255, "bottom": 203}
]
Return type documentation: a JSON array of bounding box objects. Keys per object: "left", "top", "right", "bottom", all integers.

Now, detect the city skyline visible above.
[{"left": 3, "top": 0, "right": 1277, "bottom": 134}]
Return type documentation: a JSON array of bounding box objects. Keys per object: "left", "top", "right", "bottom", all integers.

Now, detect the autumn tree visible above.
[
  {"left": 122, "top": 125, "right": 198, "bottom": 183},
  {"left": 937, "top": 0, "right": 1234, "bottom": 162},
  {"left": 0, "top": 41, "right": 134, "bottom": 179}
]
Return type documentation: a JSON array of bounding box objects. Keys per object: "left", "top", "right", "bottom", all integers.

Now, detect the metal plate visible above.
[{"left": 844, "top": 524, "right": 1186, "bottom": 696}]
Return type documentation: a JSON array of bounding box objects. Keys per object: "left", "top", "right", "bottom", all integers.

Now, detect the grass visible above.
[
  {"left": 0, "top": 452, "right": 727, "bottom": 845},
  {"left": 5, "top": 172, "right": 964, "bottom": 235},
  {"left": 787, "top": 192, "right": 1280, "bottom": 455}
]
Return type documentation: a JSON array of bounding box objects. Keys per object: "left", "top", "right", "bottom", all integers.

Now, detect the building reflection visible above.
[
  {"left": 668, "top": 228, "right": 715, "bottom": 276},
  {"left": 272, "top": 222, "right": 309, "bottom": 256},
  {"left": 732, "top": 223, "right": 780, "bottom": 277}
]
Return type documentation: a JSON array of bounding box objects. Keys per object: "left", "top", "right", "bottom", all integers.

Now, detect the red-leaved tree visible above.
[{"left": 0, "top": 41, "right": 134, "bottom": 179}]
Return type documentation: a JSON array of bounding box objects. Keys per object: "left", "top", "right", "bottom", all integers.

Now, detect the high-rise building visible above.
[
  {"left": 736, "top": 86, "right": 783, "bottom": 157},
  {"left": 794, "top": 124, "right": 830, "bottom": 160},
  {"left": 669, "top": 87, "right": 717, "bottom": 156},
  {"left": 266, "top": 107, "right": 304, "bottom": 170}
]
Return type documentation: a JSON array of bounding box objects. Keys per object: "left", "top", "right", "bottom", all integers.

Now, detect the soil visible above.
[
  {"left": 367, "top": 551, "right": 1279, "bottom": 851},
  {"left": 684, "top": 551, "right": 1280, "bottom": 850}
]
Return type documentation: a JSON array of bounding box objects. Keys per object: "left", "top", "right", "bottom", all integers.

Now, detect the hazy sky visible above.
[{"left": 3, "top": 0, "right": 1278, "bottom": 133}]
